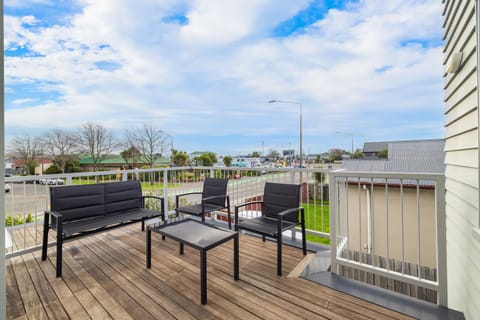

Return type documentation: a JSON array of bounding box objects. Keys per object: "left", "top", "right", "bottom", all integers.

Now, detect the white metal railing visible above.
[
  {"left": 4, "top": 166, "right": 331, "bottom": 257},
  {"left": 329, "top": 170, "right": 447, "bottom": 306}
]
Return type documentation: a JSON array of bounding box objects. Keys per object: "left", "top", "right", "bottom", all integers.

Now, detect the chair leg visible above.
[
  {"left": 277, "top": 236, "right": 282, "bottom": 276},
  {"left": 141, "top": 219, "right": 145, "bottom": 231},
  {"left": 56, "top": 235, "right": 63, "bottom": 278},
  {"left": 301, "top": 224, "right": 307, "bottom": 255},
  {"left": 41, "top": 213, "right": 49, "bottom": 261}
]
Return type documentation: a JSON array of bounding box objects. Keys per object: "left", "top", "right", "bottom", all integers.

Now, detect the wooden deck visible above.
[{"left": 6, "top": 224, "right": 414, "bottom": 320}]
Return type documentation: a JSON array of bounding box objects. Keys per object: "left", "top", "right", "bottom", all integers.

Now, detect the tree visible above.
[
  {"left": 43, "top": 129, "right": 77, "bottom": 173},
  {"left": 77, "top": 122, "right": 116, "bottom": 171},
  {"left": 127, "top": 122, "right": 171, "bottom": 168},
  {"left": 266, "top": 149, "right": 280, "bottom": 160},
  {"left": 250, "top": 151, "right": 260, "bottom": 157},
  {"left": 9, "top": 135, "right": 43, "bottom": 175},
  {"left": 223, "top": 156, "right": 232, "bottom": 166},
  {"left": 205, "top": 152, "right": 217, "bottom": 164},
  {"left": 378, "top": 149, "right": 388, "bottom": 158},
  {"left": 196, "top": 153, "right": 216, "bottom": 166},
  {"left": 172, "top": 149, "right": 189, "bottom": 166},
  {"left": 352, "top": 149, "right": 364, "bottom": 159},
  {"left": 120, "top": 146, "right": 141, "bottom": 169},
  {"left": 63, "top": 158, "right": 82, "bottom": 173},
  {"left": 327, "top": 148, "right": 344, "bottom": 163}
]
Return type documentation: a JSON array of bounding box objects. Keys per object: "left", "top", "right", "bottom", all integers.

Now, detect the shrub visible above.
[
  {"left": 44, "top": 164, "right": 62, "bottom": 174},
  {"left": 5, "top": 213, "right": 35, "bottom": 226}
]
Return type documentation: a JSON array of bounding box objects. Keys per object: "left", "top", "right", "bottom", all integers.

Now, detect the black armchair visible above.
[
  {"left": 175, "top": 177, "right": 232, "bottom": 229},
  {"left": 234, "top": 182, "right": 306, "bottom": 276}
]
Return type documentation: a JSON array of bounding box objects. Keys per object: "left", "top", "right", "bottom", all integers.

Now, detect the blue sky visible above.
[{"left": 4, "top": 0, "right": 444, "bottom": 156}]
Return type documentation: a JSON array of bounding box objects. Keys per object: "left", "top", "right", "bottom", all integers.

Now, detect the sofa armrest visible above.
[{"left": 143, "top": 195, "right": 165, "bottom": 218}]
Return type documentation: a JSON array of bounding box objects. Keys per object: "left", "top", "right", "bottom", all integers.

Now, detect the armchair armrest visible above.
[
  {"left": 234, "top": 201, "right": 264, "bottom": 227},
  {"left": 176, "top": 191, "right": 202, "bottom": 199},
  {"left": 276, "top": 207, "right": 304, "bottom": 234},
  {"left": 202, "top": 194, "right": 229, "bottom": 203},
  {"left": 277, "top": 206, "right": 303, "bottom": 217}
]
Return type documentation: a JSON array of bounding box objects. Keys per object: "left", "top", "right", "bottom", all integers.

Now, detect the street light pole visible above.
[
  {"left": 160, "top": 131, "right": 174, "bottom": 166},
  {"left": 336, "top": 131, "right": 354, "bottom": 154},
  {"left": 268, "top": 100, "right": 303, "bottom": 167}
]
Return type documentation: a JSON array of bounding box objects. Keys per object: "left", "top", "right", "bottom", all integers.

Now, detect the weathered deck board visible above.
[{"left": 7, "top": 224, "right": 414, "bottom": 320}]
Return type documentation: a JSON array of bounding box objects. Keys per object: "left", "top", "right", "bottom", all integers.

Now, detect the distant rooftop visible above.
[{"left": 343, "top": 139, "right": 445, "bottom": 174}]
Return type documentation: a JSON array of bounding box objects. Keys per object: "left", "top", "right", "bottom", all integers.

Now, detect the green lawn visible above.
[{"left": 302, "top": 201, "right": 330, "bottom": 245}]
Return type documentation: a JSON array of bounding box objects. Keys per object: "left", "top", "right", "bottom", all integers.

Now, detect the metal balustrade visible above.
[
  {"left": 4, "top": 166, "right": 331, "bottom": 257},
  {"left": 329, "top": 170, "right": 447, "bottom": 306}
]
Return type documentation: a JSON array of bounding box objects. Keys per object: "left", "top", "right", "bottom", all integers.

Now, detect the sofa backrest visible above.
[
  {"left": 104, "top": 180, "right": 143, "bottom": 214},
  {"left": 50, "top": 183, "right": 105, "bottom": 222},
  {"left": 50, "top": 181, "right": 144, "bottom": 222}
]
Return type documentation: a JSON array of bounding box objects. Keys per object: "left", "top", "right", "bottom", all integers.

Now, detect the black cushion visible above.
[
  {"left": 50, "top": 184, "right": 105, "bottom": 222},
  {"left": 109, "top": 208, "right": 159, "bottom": 223},
  {"left": 176, "top": 203, "right": 225, "bottom": 216},
  {"left": 104, "top": 181, "right": 143, "bottom": 214},
  {"left": 237, "top": 216, "right": 297, "bottom": 237},
  {"left": 61, "top": 216, "right": 115, "bottom": 236}
]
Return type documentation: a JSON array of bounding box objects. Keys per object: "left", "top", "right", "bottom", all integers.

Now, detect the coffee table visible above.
[{"left": 146, "top": 218, "right": 239, "bottom": 304}]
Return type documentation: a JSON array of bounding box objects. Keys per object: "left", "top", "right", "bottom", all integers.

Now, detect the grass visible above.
[{"left": 302, "top": 200, "right": 330, "bottom": 245}]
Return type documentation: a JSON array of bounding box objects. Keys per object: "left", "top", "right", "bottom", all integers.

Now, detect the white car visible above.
[
  {"left": 39, "top": 178, "right": 64, "bottom": 185},
  {"left": 4, "top": 183, "right": 11, "bottom": 193}
]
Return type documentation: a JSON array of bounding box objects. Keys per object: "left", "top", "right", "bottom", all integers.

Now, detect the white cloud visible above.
[
  {"left": 4, "top": 0, "right": 444, "bottom": 153},
  {"left": 12, "top": 98, "right": 35, "bottom": 104}
]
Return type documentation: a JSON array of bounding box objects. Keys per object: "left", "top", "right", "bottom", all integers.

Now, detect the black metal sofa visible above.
[{"left": 41, "top": 180, "right": 165, "bottom": 277}]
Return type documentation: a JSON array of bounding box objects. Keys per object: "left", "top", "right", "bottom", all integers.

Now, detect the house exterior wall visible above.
[
  {"left": 345, "top": 185, "right": 437, "bottom": 267},
  {"left": 443, "top": 0, "right": 480, "bottom": 318}
]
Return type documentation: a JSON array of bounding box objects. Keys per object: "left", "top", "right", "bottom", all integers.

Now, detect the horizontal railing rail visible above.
[{"left": 329, "top": 170, "right": 447, "bottom": 306}]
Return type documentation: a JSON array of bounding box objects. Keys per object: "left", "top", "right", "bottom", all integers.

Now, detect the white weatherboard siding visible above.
[{"left": 443, "top": 0, "right": 480, "bottom": 319}]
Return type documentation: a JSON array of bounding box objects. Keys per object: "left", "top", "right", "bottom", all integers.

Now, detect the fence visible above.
[
  {"left": 4, "top": 166, "right": 330, "bottom": 257},
  {"left": 329, "top": 170, "right": 447, "bottom": 306}
]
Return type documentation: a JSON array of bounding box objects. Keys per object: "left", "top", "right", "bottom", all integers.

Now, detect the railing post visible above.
[
  {"left": 329, "top": 171, "right": 337, "bottom": 274},
  {"left": 209, "top": 167, "right": 214, "bottom": 178},
  {"left": 66, "top": 176, "right": 73, "bottom": 185},
  {"left": 122, "top": 171, "right": 128, "bottom": 181},
  {"left": 163, "top": 168, "right": 169, "bottom": 218},
  {"left": 435, "top": 175, "right": 448, "bottom": 306}
]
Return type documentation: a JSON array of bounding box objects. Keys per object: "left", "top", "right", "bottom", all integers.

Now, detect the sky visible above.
[{"left": 4, "top": 0, "right": 444, "bottom": 156}]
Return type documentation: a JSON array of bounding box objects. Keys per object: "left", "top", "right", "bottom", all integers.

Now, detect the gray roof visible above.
[
  {"left": 343, "top": 139, "right": 445, "bottom": 174},
  {"left": 362, "top": 139, "right": 443, "bottom": 154},
  {"left": 363, "top": 141, "right": 388, "bottom": 153}
]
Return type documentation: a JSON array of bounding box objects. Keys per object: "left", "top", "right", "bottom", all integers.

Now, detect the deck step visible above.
[{"left": 301, "top": 271, "right": 465, "bottom": 320}]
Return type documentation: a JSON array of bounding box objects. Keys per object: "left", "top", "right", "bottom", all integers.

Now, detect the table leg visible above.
[
  {"left": 146, "top": 229, "right": 152, "bottom": 268},
  {"left": 179, "top": 243, "right": 184, "bottom": 255},
  {"left": 234, "top": 234, "right": 239, "bottom": 280},
  {"left": 200, "top": 250, "right": 207, "bottom": 304}
]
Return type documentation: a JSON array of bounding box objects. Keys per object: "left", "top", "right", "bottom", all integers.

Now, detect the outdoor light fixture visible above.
[
  {"left": 446, "top": 51, "right": 463, "bottom": 74},
  {"left": 268, "top": 99, "right": 303, "bottom": 167}
]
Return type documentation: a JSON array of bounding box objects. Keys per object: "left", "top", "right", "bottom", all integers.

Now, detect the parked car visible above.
[
  {"left": 4, "top": 183, "right": 11, "bottom": 193},
  {"left": 39, "top": 178, "right": 64, "bottom": 185}
]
